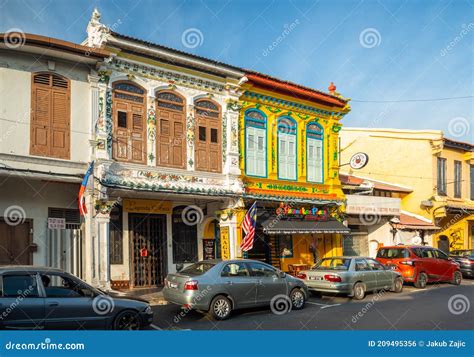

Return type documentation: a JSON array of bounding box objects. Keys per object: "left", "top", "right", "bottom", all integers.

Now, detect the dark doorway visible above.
[
  {"left": 246, "top": 228, "right": 271, "bottom": 263},
  {"left": 0, "top": 219, "right": 33, "bottom": 265},
  {"left": 129, "top": 214, "right": 167, "bottom": 288},
  {"left": 437, "top": 235, "right": 450, "bottom": 254}
]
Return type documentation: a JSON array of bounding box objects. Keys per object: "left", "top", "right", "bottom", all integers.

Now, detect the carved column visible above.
[
  {"left": 224, "top": 99, "right": 242, "bottom": 176},
  {"left": 147, "top": 94, "right": 156, "bottom": 166},
  {"left": 186, "top": 104, "right": 195, "bottom": 171}
]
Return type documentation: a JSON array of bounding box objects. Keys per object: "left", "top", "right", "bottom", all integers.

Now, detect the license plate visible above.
[
  {"left": 309, "top": 276, "right": 323, "bottom": 281},
  {"left": 169, "top": 282, "right": 178, "bottom": 289}
]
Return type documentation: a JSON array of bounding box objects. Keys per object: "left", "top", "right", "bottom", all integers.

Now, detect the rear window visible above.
[
  {"left": 377, "top": 248, "right": 410, "bottom": 259},
  {"left": 313, "top": 258, "right": 351, "bottom": 271},
  {"left": 180, "top": 263, "right": 215, "bottom": 276}
]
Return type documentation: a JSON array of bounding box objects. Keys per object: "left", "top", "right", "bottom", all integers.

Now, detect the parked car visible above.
[
  {"left": 376, "top": 245, "right": 462, "bottom": 288},
  {"left": 297, "top": 257, "right": 403, "bottom": 300},
  {"left": 449, "top": 249, "right": 474, "bottom": 278},
  {"left": 0, "top": 266, "right": 153, "bottom": 330},
  {"left": 163, "top": 259, "right": 307, "bottom": 320}
]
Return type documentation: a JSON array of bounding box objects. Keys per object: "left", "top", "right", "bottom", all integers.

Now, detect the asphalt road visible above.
[{"left": 148, "top": 280, "right": 474, "bottom": 330}]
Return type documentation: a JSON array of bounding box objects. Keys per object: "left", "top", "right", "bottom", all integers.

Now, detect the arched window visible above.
[
  {"left": 30, "top": 72, "right": 70, "bottom": 159},
  {"left": 194, "top": 99, "right": 221, "bottom": 173},
  {"left": 155, "top": 91, "right": 186, "bottom": 168},
  {"left": 112, "top": 81, "right": 146, "bottom": 164},
  {"left": 277, "top": 116, "right": 297, "bottom": 180},
  {"left": 306, "top": 122, "right": 323, "bottom": 183},
  {"left": 245, "top": 109, "right": 267, "bottom": 177}
]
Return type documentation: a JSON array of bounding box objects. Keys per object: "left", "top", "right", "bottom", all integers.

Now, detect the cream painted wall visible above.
[{"left": 340, "top": 129, "right": 439, "bottom": 220}]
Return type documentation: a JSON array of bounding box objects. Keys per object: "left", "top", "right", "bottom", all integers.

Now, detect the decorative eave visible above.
[
  {"left": 242, "top": 192, "right": 344, "bottom": 206},
  {"left": 242, "top": 91, "right": 347, "bottom": 120},
  {"left": 245, "top": 72, "right": 349, "bottom": 109}
]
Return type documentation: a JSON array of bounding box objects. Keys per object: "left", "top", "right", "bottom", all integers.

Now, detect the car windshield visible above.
[
  {"left": 179, "top": 262, "right": 215, "bottom": 276},
  {"left": 377, "top": 248, "right": 410, "bottom": 259},
  {"left": 313, "top": 258, "right": 351, "bottom": 271}
]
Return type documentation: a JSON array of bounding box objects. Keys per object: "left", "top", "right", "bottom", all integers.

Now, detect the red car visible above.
[{"left": 376, "top": 245, "right": 462, "bottom": 288}]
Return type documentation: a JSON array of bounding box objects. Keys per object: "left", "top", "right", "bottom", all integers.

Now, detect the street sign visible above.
[
  {"left": 48, "top": 217, "right": 66, "bottom": 230},
  {"left": 349, "top": 152, "right": 369, "bottom": 169}
]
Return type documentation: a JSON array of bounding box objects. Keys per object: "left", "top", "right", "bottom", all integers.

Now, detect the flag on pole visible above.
[
  {"left": 240, "top": 201, "right": 257, "bottom": 252},
  {"left": 78, "top": 162, "right": 94, "bottom": 216}
]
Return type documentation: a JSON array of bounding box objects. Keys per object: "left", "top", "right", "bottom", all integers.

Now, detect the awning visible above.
[
  {"left": 262, "top": 218, "right": 350, "bottom": 235},
  {"left": 393, "top": 212, "right": 439, "bottom": 231}
]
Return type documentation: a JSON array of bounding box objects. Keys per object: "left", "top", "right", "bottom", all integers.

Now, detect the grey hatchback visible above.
[
  {"left": 163, "top": 259, "right": 308, "bottom": 320},
  {"left": 0, "top": 266, "right": 153, "bottom": 330},
  {"left": 297, "top": 257, "right": 404, "bottom": 300}
]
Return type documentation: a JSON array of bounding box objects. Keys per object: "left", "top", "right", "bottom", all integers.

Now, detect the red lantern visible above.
[{"left": 140, "top": 248, "right": 148, "bottom": 257}]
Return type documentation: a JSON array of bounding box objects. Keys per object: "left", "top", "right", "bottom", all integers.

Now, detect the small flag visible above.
[
  {"left": 240, "top": 201, "right": 257, "bottom": 252},
  {"left": 78, "top": 162, "right": 94, "bottom": 216}
]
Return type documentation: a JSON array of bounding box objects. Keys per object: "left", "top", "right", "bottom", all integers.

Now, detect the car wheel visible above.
[
  {"left": 113, "top": 310, "right": 141, "bottom": 330},
  {"left": 414, "top": 272, "right": 428, "bottom": 289},
  {"left": 290, "top": 288, "right": 305, "bottom": 310},
  {"left": 352, "top": 282, "right": 366, "bottom": 300},
  {"left": 451, "top": 271, "right": 462, "bottom": 285},
  {"left": 209, "top": 295, "right": 232, "bottom": 320},
  {"left": 392, "top": 278, "right": 403, "bottom": 293}
]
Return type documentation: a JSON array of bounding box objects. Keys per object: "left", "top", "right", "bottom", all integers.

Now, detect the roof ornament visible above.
[
  {"left": 87, "top": 8, "right": 109, "bottom": 48},
  {"left": 328, "top": 82, "right": 336, "bottom": 94}
]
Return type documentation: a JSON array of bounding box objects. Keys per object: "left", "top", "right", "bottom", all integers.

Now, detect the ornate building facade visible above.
[{"left": 85, "top": 10, "right": 245, "bottom": 289}]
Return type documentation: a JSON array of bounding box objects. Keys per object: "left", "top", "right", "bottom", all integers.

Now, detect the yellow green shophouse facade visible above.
[{"left": 236, "top": 73, "right": 351, "bottom": 272}]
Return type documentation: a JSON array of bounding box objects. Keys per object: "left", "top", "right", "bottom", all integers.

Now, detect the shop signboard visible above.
[
  {"left": 202, "top": 239, "right": 215, "bottom": 260},
  {"left": 123, "top": 199, "right": 172, "bottom": 214},
  {"left": 220, "top": 226, "right": 230, "bottom": 260}
]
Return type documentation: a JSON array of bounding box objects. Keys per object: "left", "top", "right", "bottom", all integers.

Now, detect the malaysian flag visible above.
[
  {"left": 240, "top": 201, "right": 257, "bottom": 252},
  {"left": 78, "top": 162, "right": 94, "bottom": 216}
]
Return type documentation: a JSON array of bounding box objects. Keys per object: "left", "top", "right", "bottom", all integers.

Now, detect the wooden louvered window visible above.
[
  {"left": 156, "top": 91, "right": 186, "bottom": 168},
  {"left": 112, "top": 81, "right": 147, "bottom": 164},
  {"left": 30, "top": 72, "right": 70, "bottom": 159},
  {"left": 194, "top": 99, "right": 221, "bottom": 173}
]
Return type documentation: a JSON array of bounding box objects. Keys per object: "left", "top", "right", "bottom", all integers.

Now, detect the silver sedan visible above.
[
  {"left": 297, "top": 257, "right": 403, "bottom": 300},
  {"left": 163, "top": 259, "right": 308, "bottom": 320}
]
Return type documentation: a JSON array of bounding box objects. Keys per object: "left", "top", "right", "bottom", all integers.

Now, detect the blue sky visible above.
[{"left": 1, "top": 0, "right": 473, "bottom": 142}]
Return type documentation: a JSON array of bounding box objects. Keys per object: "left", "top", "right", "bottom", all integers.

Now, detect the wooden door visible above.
[
  {"left": 129, "top": 214, "right": 167, "bottom": 287},
  {"left": 156, "top": 91, "right": 186, "bottom": 168},
  {"left": 112, "top": 82, "right": 146, "bottom": 164},
  {"left": 0, "top": 220, "right": 33, "bottom": 265},
  {"left": 30, "top": 73, "right": 70, "bottom": 159},
  {"left": 194, "top": 99, "right": 221, "bottom": 172}
]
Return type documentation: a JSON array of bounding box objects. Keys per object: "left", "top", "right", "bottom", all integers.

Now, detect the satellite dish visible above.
[{"left": 349, "top": 152, "right": 369, "bottom": 170}]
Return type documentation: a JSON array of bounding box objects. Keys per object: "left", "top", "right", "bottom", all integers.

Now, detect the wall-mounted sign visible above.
[
  {"left": 220, "top": 226, "right": 230, "bottom": 260},
  {"left": 349, "top": 152, "right": 369, "bottom": 170},
  {"left": 275, "top": 203, "right": 330, "bottom": 221},
  {"left": 202, "top": 239, "right": 216, "bottom": 260},
  {"left": 48, "top": 218, "right": 66, "bottom": 230},
  {"left": 123, "top": 199, "right": 172, "bottom": 214}
]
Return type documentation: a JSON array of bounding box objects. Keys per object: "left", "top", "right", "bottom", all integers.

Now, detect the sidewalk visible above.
[{"left": 114, "top": 287, "right": 169, "bottom": 306}]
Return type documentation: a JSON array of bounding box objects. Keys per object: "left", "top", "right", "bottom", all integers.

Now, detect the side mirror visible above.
[{"left": 278, "top": 271, "right": 286, "bottom": 279}]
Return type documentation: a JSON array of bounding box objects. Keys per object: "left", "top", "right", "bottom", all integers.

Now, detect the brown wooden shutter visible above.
[
  {"left": 112, "top": 82, "right": 146, "bottom": 164},
  {"left": 194, "top": 100, "right": 221, "bottom": 173},
  {"left": 156, "top": 91, "right": 186, "bottom": 169},
  {"left": 30, "top": 73, "right": 70, "bottom": 159}
]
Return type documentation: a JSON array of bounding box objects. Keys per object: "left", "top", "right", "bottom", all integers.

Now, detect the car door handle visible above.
[{"left": 48, "top": 301, "right": 59, "bottom": 307}]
